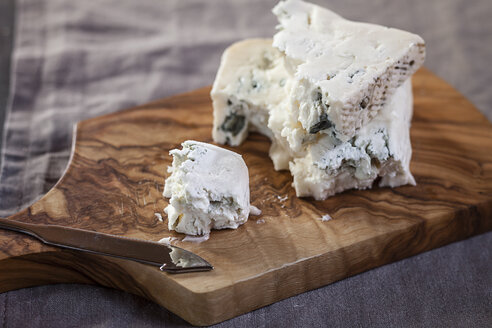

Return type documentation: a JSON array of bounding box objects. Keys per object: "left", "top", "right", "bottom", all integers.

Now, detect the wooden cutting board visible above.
[{"left": 1, "top": 68, "right": 491, "bottom": 326}]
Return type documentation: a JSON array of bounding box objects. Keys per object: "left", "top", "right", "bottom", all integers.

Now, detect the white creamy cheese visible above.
[
  {"left": 163, "top": 140, "right": 252, "bottom": 235},
  {"left": 272, "top": 0, "right": 425, "bottom": 150},
  {"left": 211, "top": 39, "right": 296, "bottom": 170},
  {"left": 211, "top": 39, "right": 290, "bottom": 146},
  {"left": 210, "top": 0, "right": 424, "bottom": 199},
  {"left": 211, "top": 39, "right": 418, "bottom": 199},
  {"left": 289, "top": 79, "right": 415, "bottom": 200}
]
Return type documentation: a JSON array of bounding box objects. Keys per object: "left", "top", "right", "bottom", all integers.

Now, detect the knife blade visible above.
[{"left": 0, "top": 217, "right": 213, "bottom": 273}]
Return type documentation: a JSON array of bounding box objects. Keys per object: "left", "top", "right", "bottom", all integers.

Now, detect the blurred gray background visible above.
[{"left": 0, "top": 0, "right": 491, "bottom": 327}]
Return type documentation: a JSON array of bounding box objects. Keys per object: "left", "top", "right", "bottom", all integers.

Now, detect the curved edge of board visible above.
[{"left": 1, "top": 196, "right": 491, "bottom": 326}]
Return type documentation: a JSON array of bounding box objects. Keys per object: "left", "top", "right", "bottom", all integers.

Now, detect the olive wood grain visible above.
[{"left": 1, "top": 68, "right": 491, "bottom": 326}]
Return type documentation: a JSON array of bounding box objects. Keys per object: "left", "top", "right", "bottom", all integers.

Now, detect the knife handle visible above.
[
  {"left": 0, "top": 217, "right": 160, "bottom": 265},
  {"left": 0, "top": 217, "right": 117, "bottom": 257},
  {"left": 0, "top": 217, "right": 48, "bottom": 243}
]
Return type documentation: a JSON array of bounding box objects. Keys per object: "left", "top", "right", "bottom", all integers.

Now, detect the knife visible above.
[{"left": 0, "top": 217, "right": 213, "bottom": 273}]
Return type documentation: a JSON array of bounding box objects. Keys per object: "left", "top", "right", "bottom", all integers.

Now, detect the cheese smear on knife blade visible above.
[{"left": 163, "top": 141, "right": 253, "bottom": 235}]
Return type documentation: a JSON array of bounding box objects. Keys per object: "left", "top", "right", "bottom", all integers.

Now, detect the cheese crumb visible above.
[
  {"left": 154, "top": 213, "right": 163, "bottom": 222},
  {"left": 182, "top": 234, "right": 210, "bottom": 243},
  {"left": 158, "top": 236, "right": 178, "bottom": 245},
  {"left": 250, "top": 205, "right": 262, "bottom": 216},
  {"left": 277, "top": 195, "right": 288, "bottom": 202}
]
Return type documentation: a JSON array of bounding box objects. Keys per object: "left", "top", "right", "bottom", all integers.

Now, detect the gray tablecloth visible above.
[{"left": 1, "top": 0, "right": 491, "bottom": 327}]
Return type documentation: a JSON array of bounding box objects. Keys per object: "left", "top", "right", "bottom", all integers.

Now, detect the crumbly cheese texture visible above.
[
  {"left": 211, "top": 39, "right": 291, "bottom": 145},
  {"left": 211, "top": 39, "right": 295, "bottom": 170},
  {"left": 211, "top": 39, "right": 417, "bottom": 199},
  {"left": 289, "top": 79, "right": 415, "bottom": 200},
  {"left": 211, "top": 0, "right": 424, "bottom": 199},
  {"left": 272, "top": 0, "right": 425, "bottom": 150},
  {"left": 163, "top": 140, "right": 251, "bottom": 235}
]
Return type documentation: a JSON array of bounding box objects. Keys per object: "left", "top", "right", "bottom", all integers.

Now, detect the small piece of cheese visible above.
[{"left": 163, "top": 140, "right": 251, "bottom": 235}]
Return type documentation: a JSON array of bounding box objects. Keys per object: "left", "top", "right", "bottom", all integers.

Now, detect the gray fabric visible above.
[
  {"left": 0, "top": 0, "right": 15, "bottom": 170},
  {"left": 0, "top": 0, "right": 491, "bottom": 327}
]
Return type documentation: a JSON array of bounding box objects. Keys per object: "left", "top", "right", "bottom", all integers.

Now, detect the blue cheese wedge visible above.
[
  {"left": 211, "top": 0, "right": 424, "bottom": 200},
  {"left": 289, "top": 80, "right": 415, "bottom": 200},
  {"left": 163, "top": 140, "right": 251, "bottom": 235},
  {"left": 272, "top": 0, "right": 425, "bottom": 151},
  {"left": 211, "top": 39, "right": 416, "bottom": 199},
  {"left": 212, "top": 39, "right": 415, "bottom": 199}
]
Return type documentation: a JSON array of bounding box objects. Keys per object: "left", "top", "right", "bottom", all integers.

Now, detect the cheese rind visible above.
[
  {"left": 272, "top": 0, "right": 425, "bottom": 148},
  {"left": 289, "top": 79, "right": 415, "bottom": 200},
  {"left": 163, "top": 140, "right": 251, "bottom": 235}
]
